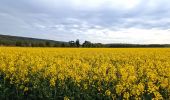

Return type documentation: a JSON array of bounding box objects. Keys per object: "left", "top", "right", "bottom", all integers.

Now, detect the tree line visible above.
[
  {"left": 0, "top": 34, "right": 170, "bottom": 48},
  {"left": 0, "top": 34, "right": 104, "bottom": 47},
  {"left": 0, "top": 39, "right": 104, "bottom": 47}
]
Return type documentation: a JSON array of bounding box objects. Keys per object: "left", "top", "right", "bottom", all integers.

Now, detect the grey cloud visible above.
[{"left": 0, "top": 0, "right": 170, "bottom": 43}]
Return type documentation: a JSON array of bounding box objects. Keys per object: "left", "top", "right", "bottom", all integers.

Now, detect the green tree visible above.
[
  {"left": 45, "top": 41, "right": 51, "bottom": 47},
  {"left": 76, "top": 39, "right": 80, "bottom": 47},
  {"left": 69, "top": 41, "right": 76, "bottom": 47},
  {"left": 39, "top": 43, "right": 45, "bottom": 47},
  {"left": 16, "top": 41, "right": 22, "bottom": 46},
  {"left": 82, "top": 41, "right": 92, "bottom": 47}
]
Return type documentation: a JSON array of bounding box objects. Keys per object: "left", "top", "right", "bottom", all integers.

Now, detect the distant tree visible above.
[
  {"left": 54, "top": 43, "right": 60, "bottom": 47},
  {"left": 16, "top": 41, "right": 22, "bottom": 46},
  {"left": 65, "top": 43, "right": 71, "bottom": 47},
  {"left": 0, "top": 40, "right": 2, "bottom": 45},
  {"left": 39, "top": 43, "right": 45, "bottom": 47},
  {"left": 31, "top": 43, "right": 38, "bottom": 47},
  {"left": 61, "top": 43, "right": 66, "bottom": 47},
  {"left": 82, "top": 41, "right": 92, "bottom": 47},
  {"left": 76, "top": 39, "right": 80, "bottom": 47},
  {"left": 23, "top": 41, "right": 29, "bottom": 47},
  {"left": 69, "top": 41, "right": 76, "bottom": 47},
  {"left": 0, "top": 40, "right": 5, "bottom": 46},
  {"left": 28, "top": 42, "right": 32, "bottom": 47},
  {"left": 45, "top": 41, "right": 51, "bottom": 47}
]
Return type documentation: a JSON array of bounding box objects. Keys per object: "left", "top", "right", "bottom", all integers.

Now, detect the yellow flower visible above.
[
  {"left": 50, "top": 78, "right": 56, "bottom": 87},
  {"left": 0, "top": 47, "right": 170, "bottom": 99},
  {"left": 105, "top": 90, "right": 111, "bottom": 96},
  {"left": 24, "top": 87, "right": 29, "bottom": 92},
  {"left": 123, "top": 92, "right": 130, "bottom": 99},
  {"left": 64, "top": 96, "right": 70, "bottom": 100}
]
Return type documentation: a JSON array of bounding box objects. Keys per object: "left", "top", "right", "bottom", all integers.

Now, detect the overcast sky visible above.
[{"left": 0, "top": 0, "right": 170, "bottom": 44}]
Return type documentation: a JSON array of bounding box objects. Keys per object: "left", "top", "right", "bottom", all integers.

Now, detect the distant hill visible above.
[
  {"left": 0, "top": 34, "right": 170, "bottom": 47},
  {"left": 0, "top": 34, "right": 69, "bottom": 47}
]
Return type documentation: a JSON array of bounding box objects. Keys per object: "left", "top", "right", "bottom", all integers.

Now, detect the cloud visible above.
[{"left": 0, "top": 0, "right": 170, "bottom": 43}]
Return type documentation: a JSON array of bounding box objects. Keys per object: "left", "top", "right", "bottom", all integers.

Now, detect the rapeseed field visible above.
[{"left": 0, "top": 47, "right": 170, "bottom": 99}]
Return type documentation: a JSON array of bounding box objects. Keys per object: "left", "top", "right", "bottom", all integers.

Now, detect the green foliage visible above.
[{"left": 76, "top": 39, "right": 80, "bottom": 47}]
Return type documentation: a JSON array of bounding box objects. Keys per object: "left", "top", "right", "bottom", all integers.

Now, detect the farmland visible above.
[{"left": 0, "top": 47, "right": 170, "bottom": 99}]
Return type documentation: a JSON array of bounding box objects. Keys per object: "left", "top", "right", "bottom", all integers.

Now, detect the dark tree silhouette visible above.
[
  {"left": 69, "top": 41, "right": 76, "bottom": 47},
  {"left": 76, "top": 39, "right": 80, "bottom": 47},
  {"left": 16, "top": 41, "right": 22, "bottom": 46},
  {"left": 82, "top": 41, "right": 92, "bottom": 47},
  {"left": 45, "top": 41, "right": 51, "bottom": 47}
]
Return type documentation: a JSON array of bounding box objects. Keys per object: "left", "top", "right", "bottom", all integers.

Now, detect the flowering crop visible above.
[{"left": 0, "top": 47, "right": 170, "bottom": 99}]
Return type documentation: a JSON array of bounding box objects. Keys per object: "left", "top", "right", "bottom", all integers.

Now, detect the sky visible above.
[{"left": 0, "top": 0, "right": 170, "bottom": 44}]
